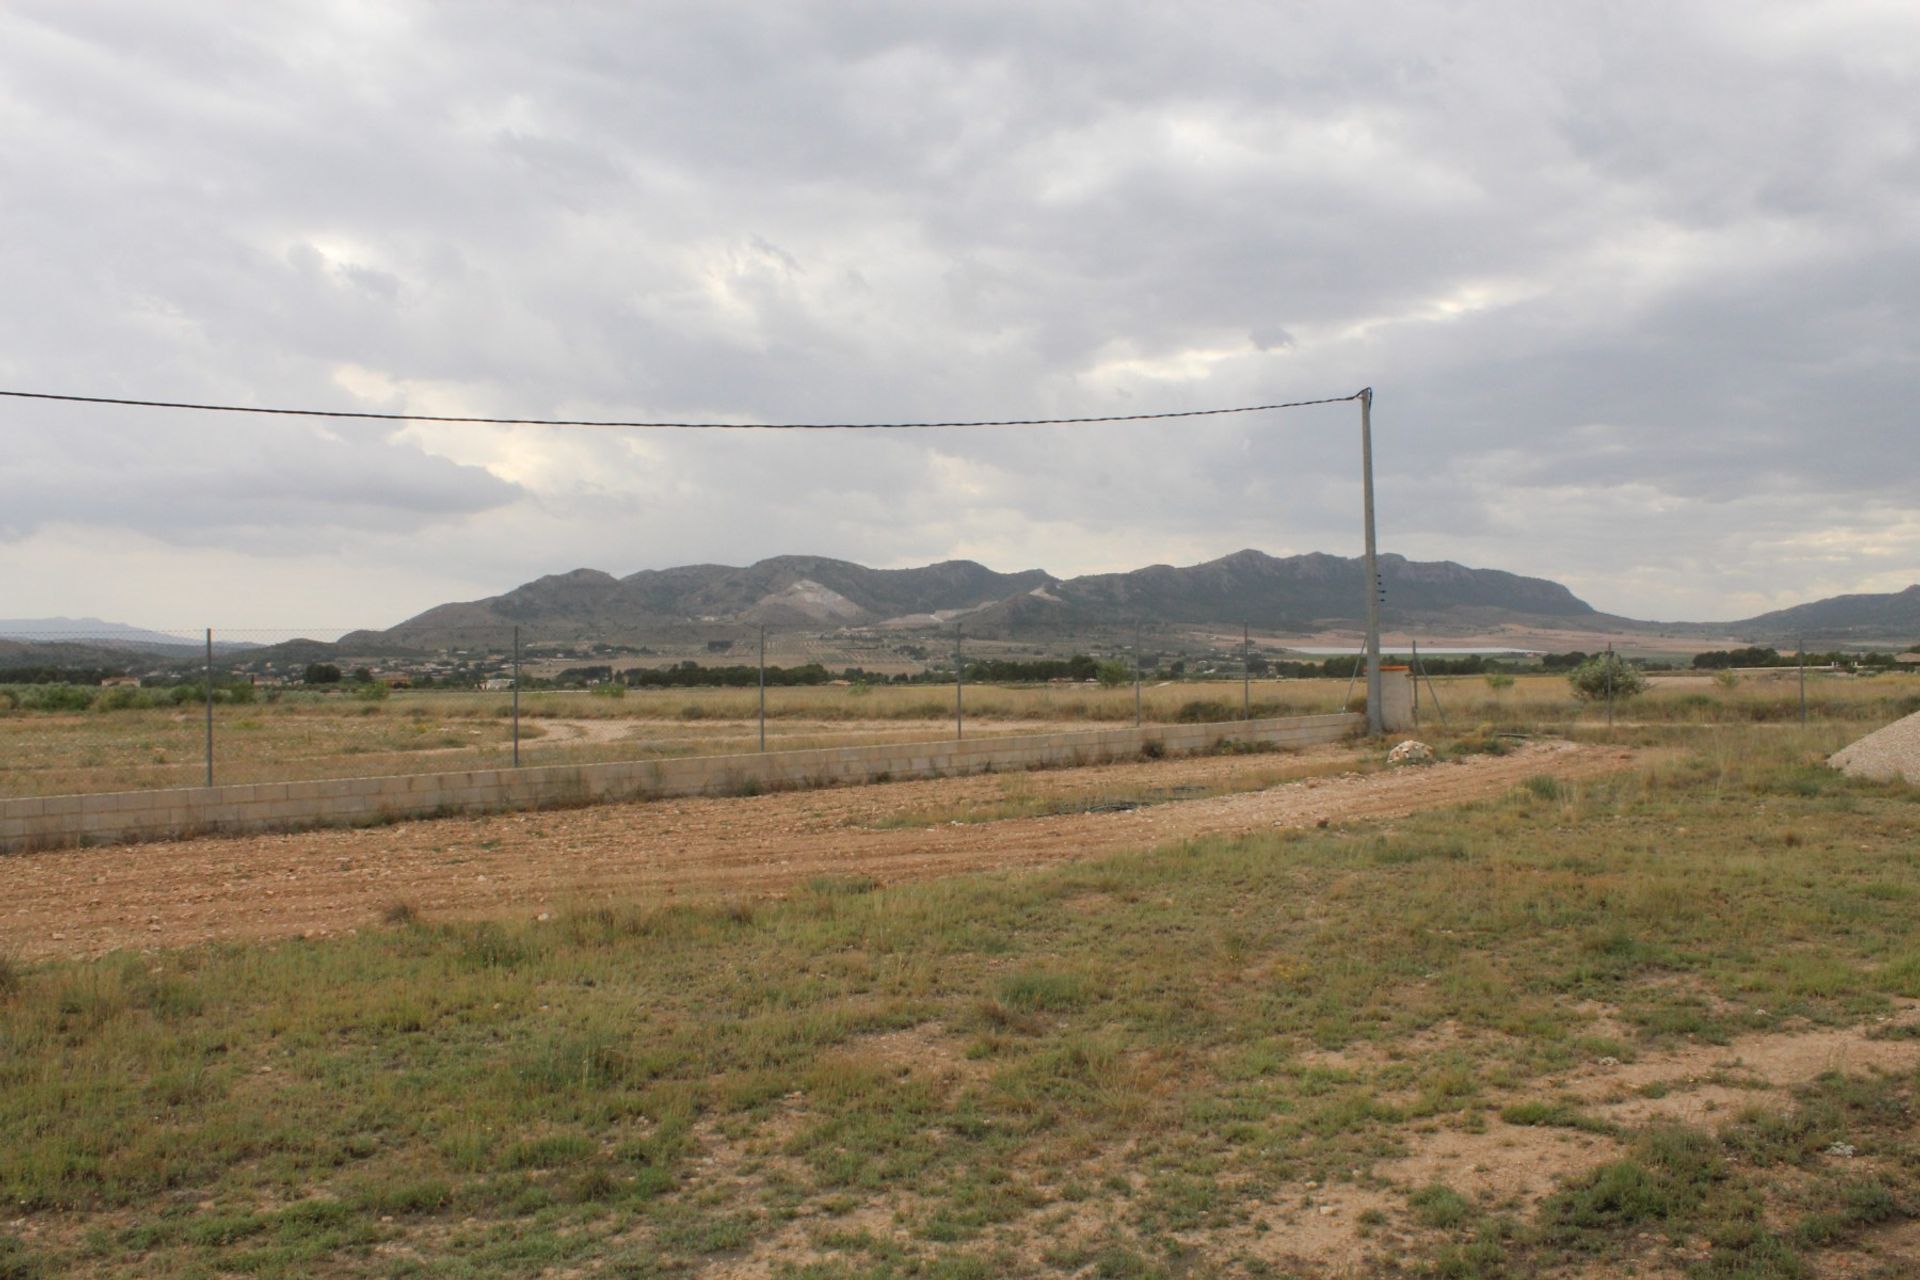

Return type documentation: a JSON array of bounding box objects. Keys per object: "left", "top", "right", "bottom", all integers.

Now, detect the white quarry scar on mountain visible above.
[{"left": 764, "top": 579, "right": 867, "bottom": 622}]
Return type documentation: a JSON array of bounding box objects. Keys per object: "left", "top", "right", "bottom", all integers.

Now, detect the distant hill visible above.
[
  {"left": 0, "top": 618, "right": 256, "bottom": 665},
  {"left": 1726, "top": 585, "right": 1920, "bottom": 645},
  {"left": 0, "top": 617, "right": 203, "bottom": 649},
  {"left": 341, "top": 550, "right": 1599, "bottom": 649}
]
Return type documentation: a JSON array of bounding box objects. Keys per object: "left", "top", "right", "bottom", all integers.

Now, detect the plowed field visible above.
[{"left": 2, "top": 739, "right": 1633, "bottom": 959}]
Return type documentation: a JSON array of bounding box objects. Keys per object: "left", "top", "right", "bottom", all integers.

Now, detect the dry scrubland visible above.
[
  {"left": 2, "top": 671, "right": 1916, "bottom": 799},
  {"left": 2, "top": 681, "right": 1919, "bottom": 1277}
]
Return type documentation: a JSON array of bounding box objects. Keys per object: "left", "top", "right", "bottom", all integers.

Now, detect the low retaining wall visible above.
[{"left": 0, "top": 712, "right": 1362, "bottom": 852}]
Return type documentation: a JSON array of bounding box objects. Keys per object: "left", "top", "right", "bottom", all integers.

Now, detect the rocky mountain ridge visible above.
[{"left": 340, "top": 549, "right": 1599, "bottom": 649}]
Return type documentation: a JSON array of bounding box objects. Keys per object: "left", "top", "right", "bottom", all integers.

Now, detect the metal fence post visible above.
[
  {"left": 1411, "top": 638, "right": 1421, "bottom": 726},
  {"left": 1243, "top": 621, "right": 1251, "bottom": 720},
  {"left": 1605, "top": 642, "right": 1615, "bottom": 729},
  {"left": 512, "top": 625, "right": 521, "bottom": 767},
  {"left": 1134, "top": 620, "right": 1142, "bottom": 727},
  {"left": 204, "top": 627, "right": 214, "bottom": 787},
  {"left": 1798, "top": 634, "right": 1808, "bottom": 725},
  {"left": 954, "top": 624, "right": 964, "bottom": 740},
  {"left": 759, "top": 625, "right": 767, "bottom": 752}
]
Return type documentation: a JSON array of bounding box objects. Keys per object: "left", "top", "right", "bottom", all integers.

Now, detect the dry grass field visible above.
[{"left": 2, "top": 679, "right": 1919, "bottom": 1278}]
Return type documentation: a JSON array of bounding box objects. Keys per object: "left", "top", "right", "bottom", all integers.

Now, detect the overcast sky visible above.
[{"left": 2, "top": 1, "right": 1915, "bottom": 634}]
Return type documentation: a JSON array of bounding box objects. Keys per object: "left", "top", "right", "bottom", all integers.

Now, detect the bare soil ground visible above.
[
  {"left": 1, "top": 739, "right": 1631, "bottom": 961},
  {"left": 675, "top": 1013, "right": 1920, "bottom": 1280}
]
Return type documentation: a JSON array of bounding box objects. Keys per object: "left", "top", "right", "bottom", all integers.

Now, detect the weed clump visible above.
[
  {"left": 805, "top": 873, "right": 879, "bottom": 896},
  {"left": 1409, "top": 1182, "right": 1472, "bottom": 1229},
  {"left": 1521, "top": 774, "right": 1563, "bottom": 801}
]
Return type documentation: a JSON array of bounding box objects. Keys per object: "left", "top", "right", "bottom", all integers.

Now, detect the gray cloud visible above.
[{"left": 0, "top": 0, "right": 1915, "bottom": 626}]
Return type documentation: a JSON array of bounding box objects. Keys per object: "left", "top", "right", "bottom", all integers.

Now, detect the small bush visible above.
[
  {"left": 1485, "top": 672, "right": 1515, "bottom": 690},
  {"left": 1568, "top": 654, "right": 1648, "bottom": 703},
  {"left": 1409, "top": 1182, "right": 1472, "bottom": 1229}
]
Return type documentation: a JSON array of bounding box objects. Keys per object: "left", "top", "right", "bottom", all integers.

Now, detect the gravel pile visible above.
[{"left": 1829, "top": 710, "right": 1920, "bottom": 785}]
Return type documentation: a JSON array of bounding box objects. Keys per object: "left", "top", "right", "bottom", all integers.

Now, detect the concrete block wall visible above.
[
  {"left": 0, "top": 712, "right": 1362, "bottom": 853},
  {"left": 1379, "top": 667, "right": 1416, "bottom": 733}
]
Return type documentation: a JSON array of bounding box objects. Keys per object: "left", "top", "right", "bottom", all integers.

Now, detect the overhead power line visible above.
[{"left": 0, "top": 387, "right": 1365, "bottom": 429}]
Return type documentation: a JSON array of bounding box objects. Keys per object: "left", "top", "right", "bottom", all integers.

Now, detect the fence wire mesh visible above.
[{"left": 0, "top": 622, "right": 1369, "bottom": 799}]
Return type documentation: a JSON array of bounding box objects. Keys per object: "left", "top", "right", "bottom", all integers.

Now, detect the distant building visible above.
[
  {"left": 99, "top": 675, "right": 140, "bottom": 688},
  {"left": 481, "top": 677, "right": 514, "bottom": 691}
]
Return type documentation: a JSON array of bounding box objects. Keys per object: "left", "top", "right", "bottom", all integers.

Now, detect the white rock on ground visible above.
[
  {"left": 1387, "top": 740, "right": 1434, "bottom": 766},
  {"left": 1828, "top": 709, "right": 1920, "bottom": 784}
]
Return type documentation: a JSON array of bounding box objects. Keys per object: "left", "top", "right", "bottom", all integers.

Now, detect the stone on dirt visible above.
[{"left": 1387, "top": 740, "right": 1434, "bottom": 766}]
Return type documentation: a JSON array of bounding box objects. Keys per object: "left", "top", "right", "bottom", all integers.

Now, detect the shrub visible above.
[
  {"left": 1484, "top": 672, "right": 1515, "bottom": 690},
  {"left": 304, "top": 663, "right": 341, "bottom": 685},
  {"left": 15, "top": 684, "right": 95, "bottom": 712},
  {"left": 1568, "top": 654, "right": 1648, "bottom": 703}
]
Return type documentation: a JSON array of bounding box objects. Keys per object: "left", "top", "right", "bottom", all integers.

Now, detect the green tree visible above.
[
  {"left": 1568, "top": 653, "right": 1647, "bottom": 702},
  {"left": 1094, "top": 659, "right": 1132, "bottom": 688},
  {"left": 303, "top": 663, "right": 341, "bottom": 685}
]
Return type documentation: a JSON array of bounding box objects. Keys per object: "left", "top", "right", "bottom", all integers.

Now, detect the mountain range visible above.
[
  {"left": 6, "top": 554, "right": 1913, "bottom": 668},
  {"left": 330, "top": 550, "right": 1918, "bottom": 651}
]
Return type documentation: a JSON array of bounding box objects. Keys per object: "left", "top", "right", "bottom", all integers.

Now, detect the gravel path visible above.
[{"left": 1829, "top": 709, "right": 1920, "bottom": 784}]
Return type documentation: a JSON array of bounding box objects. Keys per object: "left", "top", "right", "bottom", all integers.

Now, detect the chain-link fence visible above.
[{"left": 0, "top": 622, "right": 1377, "bottom": 799}]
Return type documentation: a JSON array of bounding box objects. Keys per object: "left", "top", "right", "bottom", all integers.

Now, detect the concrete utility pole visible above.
[
  {"left": 758, "top": 626, "right": 768, "bottom": 752},
  {"left": 512, "top": 626, "right": 521, "bottom": 767},
  {"left": 1360, "top": 388, "right": 1384, "bottom": 736}
]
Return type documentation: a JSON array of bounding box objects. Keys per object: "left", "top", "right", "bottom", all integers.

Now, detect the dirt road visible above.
[{"left": 1, "top": 740, "right": 1633, "bottom": 960}]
